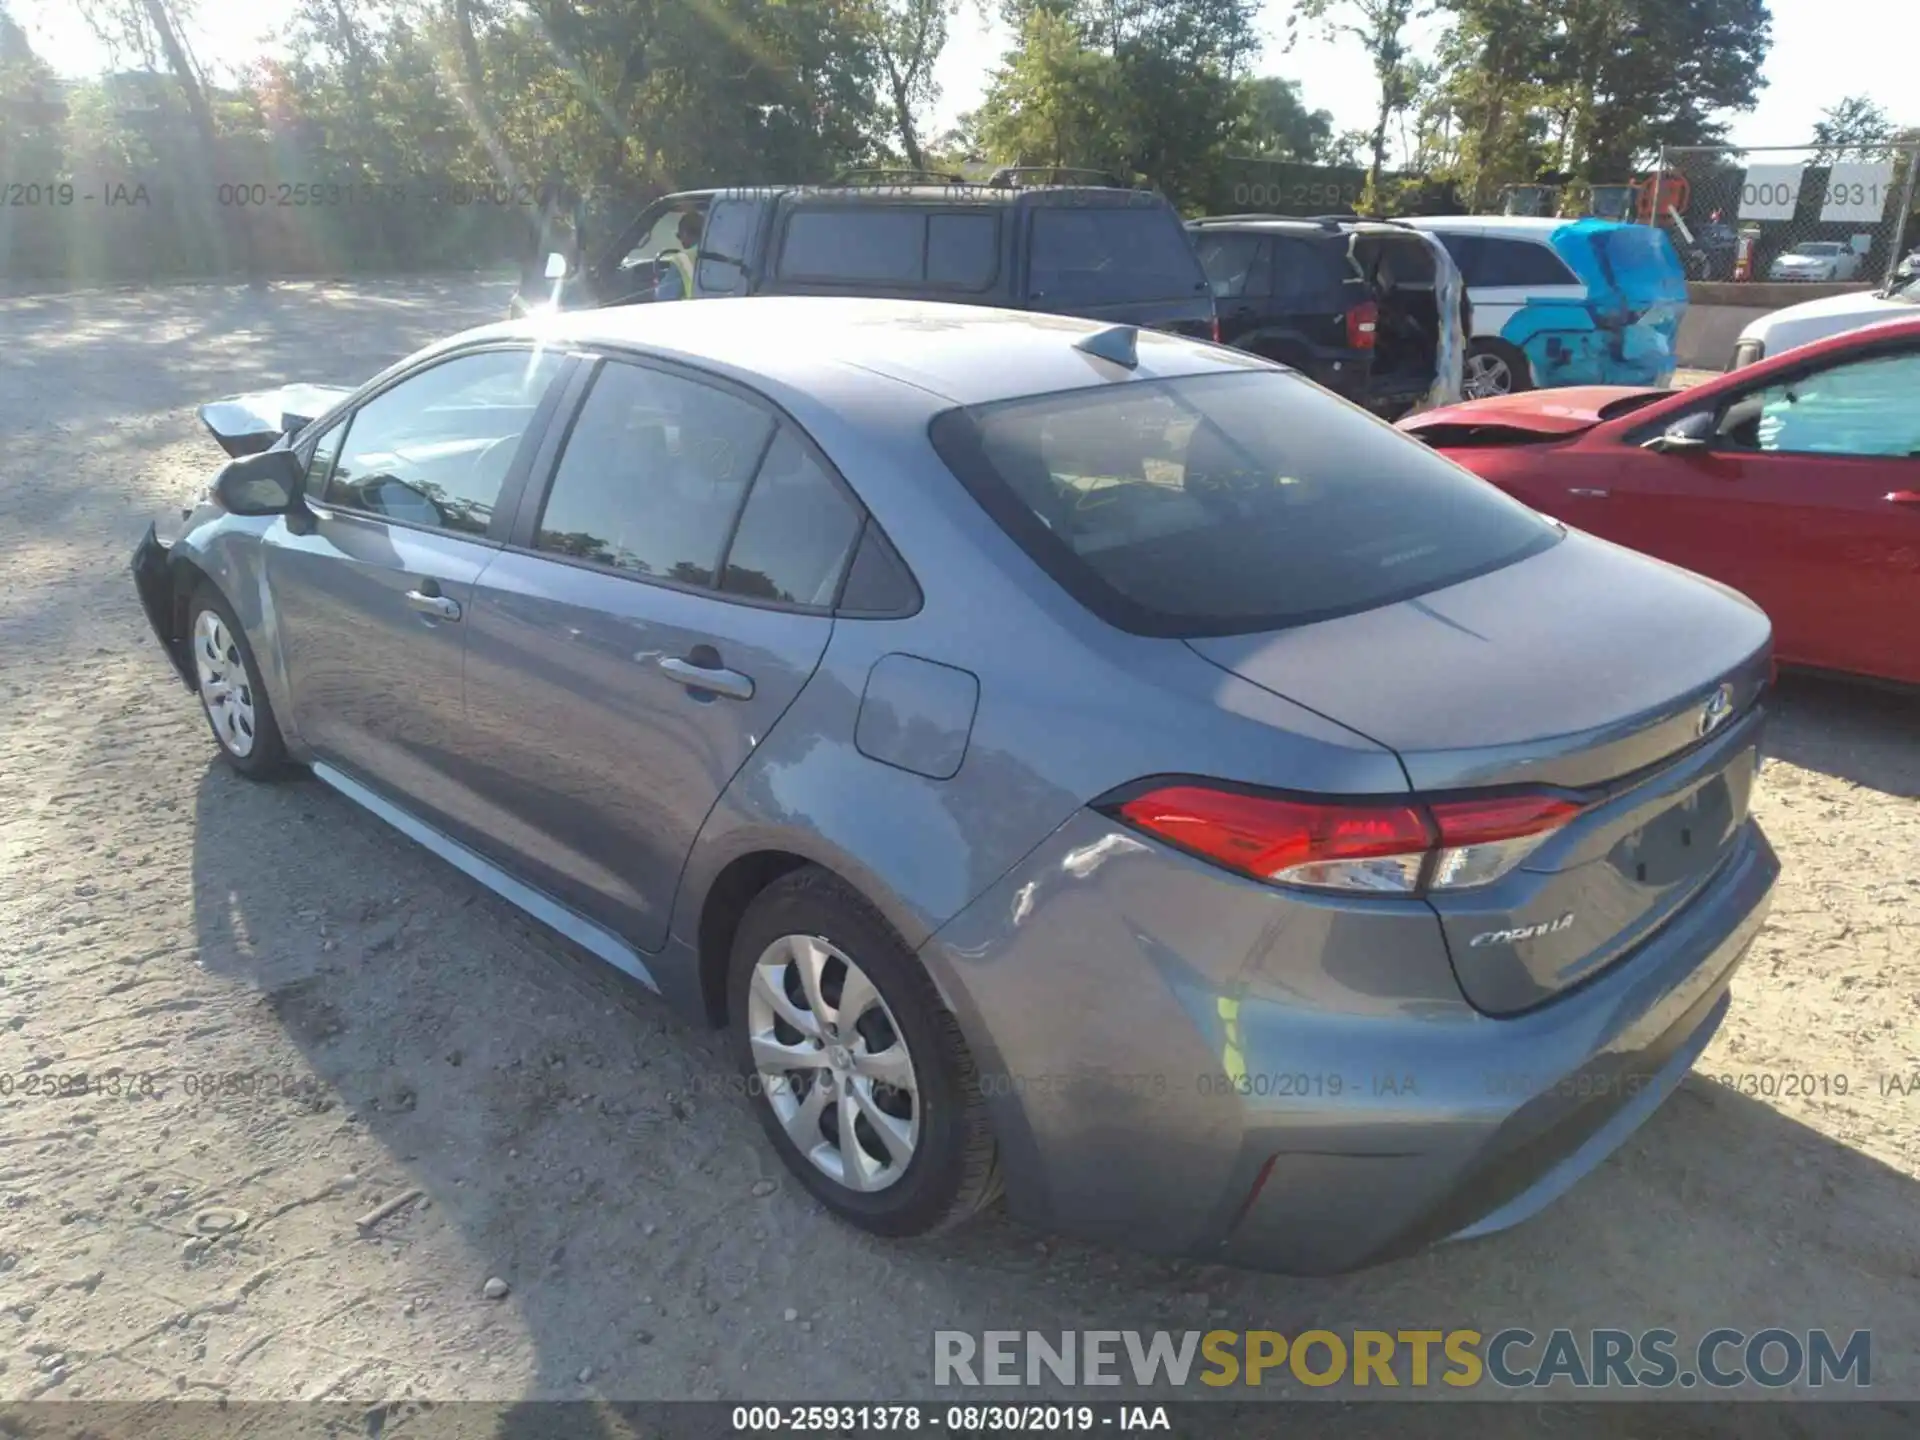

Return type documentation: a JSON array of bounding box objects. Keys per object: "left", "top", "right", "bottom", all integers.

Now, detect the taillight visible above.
[
  {"left": 1110, "top": 785, "right": 1581, "bottom": 895},
  {"left": 1210, "top": 315, "right": 1223, "bottom": 344},
  {"left": 1346, "top": 300, "right": 1378, "bottom": 350},
  {"left": 1427, "top": 794, "right": 1585, "bottom": 890}
]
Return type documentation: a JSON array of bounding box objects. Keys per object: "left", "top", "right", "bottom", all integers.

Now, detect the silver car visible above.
[{"left": 132, "top": 298, "right": 1778, "bottom": 1272}]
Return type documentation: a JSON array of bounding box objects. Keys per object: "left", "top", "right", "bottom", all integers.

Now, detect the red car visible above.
[{"left": 1401, "top": 316, "right": 1920, "bottom": 686}]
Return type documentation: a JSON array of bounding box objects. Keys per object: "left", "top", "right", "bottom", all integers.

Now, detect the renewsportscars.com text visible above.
[{"left": 934, "top": 1328, "right": 1871, "bottom": 1390}]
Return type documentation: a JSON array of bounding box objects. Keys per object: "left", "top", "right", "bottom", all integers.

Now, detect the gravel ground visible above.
[{"left": 0, "top": 281, "right": 1915, "bottom": 1422}]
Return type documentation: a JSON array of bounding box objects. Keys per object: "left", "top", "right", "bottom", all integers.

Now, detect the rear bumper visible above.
[
  {"left": 131, "top": 523, "right": 194, "bottom": 689},
  {"left": 920, "top": 810, "right": 1777, "bottom": 1275}
]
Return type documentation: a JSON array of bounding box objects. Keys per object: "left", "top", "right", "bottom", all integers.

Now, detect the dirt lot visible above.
[{"left": 0, "top": 281, "right": 1916, "bottom": 1419}]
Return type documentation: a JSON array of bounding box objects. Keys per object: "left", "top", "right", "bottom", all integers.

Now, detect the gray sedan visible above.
[{"left": 132, "top": 297, "right": 1778, "bottom": 1272}]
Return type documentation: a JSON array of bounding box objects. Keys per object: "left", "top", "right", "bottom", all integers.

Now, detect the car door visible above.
[
  {"left": 265, "top": 346, "right": 570, "bottom": 833},
  {"left": 458, "top": 355, "right": 866, "bottom": 950},
  {"left": 1607, "top": 344, "right": 1920, "bottom": 682}
]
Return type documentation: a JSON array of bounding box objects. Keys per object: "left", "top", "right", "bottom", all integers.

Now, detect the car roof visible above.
[
  {"left": 477, "top": 297, "right": 1263, "bottom": 409},
  {"left": 1189, "top": 216, "right": 1344, "bottom": 233},
  {"left": 1403, "top": 215, "right": 1569, "bottom": 238},
  {"left": 673, "top": 184, "right": 1165, "bottom": 208}
]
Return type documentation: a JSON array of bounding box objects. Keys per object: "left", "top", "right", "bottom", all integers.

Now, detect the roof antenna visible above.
[{"left": 1073, "top": 324, "right": 1139, "bottom": 369}]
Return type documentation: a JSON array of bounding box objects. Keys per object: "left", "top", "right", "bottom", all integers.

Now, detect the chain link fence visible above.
[{"left": 1650, "top": 142, "right": 1920, "bottom": 289}]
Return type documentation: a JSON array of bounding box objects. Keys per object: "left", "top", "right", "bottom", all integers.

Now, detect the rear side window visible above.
[
  {"left": 1267, "top": 236, "right": 1352, "bottom": 307},
  {"left": 929, "top": 371, "right": 1559, "bottom": 637},
  {"left": 536, "top": 361, "right": 775, "bottom": 585},
  {"left": 1194, "top": 233, "right": 1268, "bottom": 299},
  {"left": 1445, "top": 234, "right": 1578, "bottom": 288},
  {"left": 721, "top": 428, "right": 863, "bottom": 606},
  {"left": 1028, "top": 207, "right": 1206, "bottom": 306},
  {"left": 776, "top": 207, "right": 1000, "bottom": 290}
]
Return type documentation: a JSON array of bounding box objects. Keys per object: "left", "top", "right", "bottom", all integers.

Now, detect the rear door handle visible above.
[
  {"left": 405, "top": 588, "right": 462, "bottom": 621},
  {"left": 1888, "top": 490, "right": 1920, "bottom": 506},
  {"left": 658, "top": 654, "right": 754, "bottom": 701},
  {"left": 1567, "top": 487, "right": 1610, "bottom": 498}
]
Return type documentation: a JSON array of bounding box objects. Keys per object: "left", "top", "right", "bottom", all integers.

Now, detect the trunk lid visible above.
[{"left": 1187, "top": 529, "right": 1772, "bottom": 1014}]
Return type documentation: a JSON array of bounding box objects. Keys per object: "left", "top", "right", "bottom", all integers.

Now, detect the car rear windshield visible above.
[
  {"left": 929, "top": 371, "right": 1561, "bottom": 637},
  {"left": 1028, "top": 206, "right": 1207, "bottom": 306}
]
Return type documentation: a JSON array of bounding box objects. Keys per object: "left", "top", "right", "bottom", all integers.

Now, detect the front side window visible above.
[
  {"left": 535, "top": 361, "right": 775, "bottom": 585},
  {"left": 1727, "top": 351, "right": 1920, "bottom": 458},
  {"left": 697, "top": 199, "right": 757, "bottom": 295},
  {"left": 304, "top": 418, "right": 346, "bottom": 498},
  {"left": 1028, "top": 206, "right": 1208, "bottom": 306},
  {"left": 930, "top": 370, "right": 1560, "bottom": 637},
  {"left": 323, "top": 350, "right": 562, "bottom": 535}
]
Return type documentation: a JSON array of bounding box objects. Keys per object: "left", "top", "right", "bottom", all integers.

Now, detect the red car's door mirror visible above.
[{"left": 1640, "top": 410, "right": 1714, "bottom": 456}]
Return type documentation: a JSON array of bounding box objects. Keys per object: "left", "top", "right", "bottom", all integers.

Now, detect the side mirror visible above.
[
  {"left": 1641, "top": 411, "right": 1714, "bottom": 455},
  {"left": 544, "top": 251, "right": 568, "bottom": 281},
  {"left": 213, "top": 448, "right": 305, "bottom": 516}
]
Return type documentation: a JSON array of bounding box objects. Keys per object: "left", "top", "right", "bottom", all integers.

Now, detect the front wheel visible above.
[
  {"left": 727, "top": 867, "right": 999, "bottom": 1237},
  {"left": 1463, "top": 339, "right": 1533, "bottom": 399},
  {"left": 188, "top": 586, "right": 289, "bottom": 779}
]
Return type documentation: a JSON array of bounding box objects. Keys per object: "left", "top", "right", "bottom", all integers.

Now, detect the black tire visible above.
[
  {"left": 1465, "top": 337, "right": 1533, "bottom": 398},
  {"left": 727, "top": 866, "right": 999, "bottom": 1237},
  {"left": 186, "top": 583, "right": 291, "bottom": 780}
]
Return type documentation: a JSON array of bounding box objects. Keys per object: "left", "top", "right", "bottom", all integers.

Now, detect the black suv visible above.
[
  {"left": 1187, "top": 215, "right": 1465, "bottom": 417},
  {"left": 511, "top": 172, "right": 1216, "bottom": 339}
]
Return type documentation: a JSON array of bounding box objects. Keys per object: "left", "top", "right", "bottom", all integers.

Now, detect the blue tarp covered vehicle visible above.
[{"left": 1406, "top": 216, "right": 1690, "bottom": 396}]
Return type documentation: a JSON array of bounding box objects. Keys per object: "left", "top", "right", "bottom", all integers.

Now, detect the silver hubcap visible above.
[
  {"left": 746, "top": 934, "right": 920, "bottom": 1193},
  {"left": 193, "top": 610, "right": 257, "bottom": 758},
  {"left": 1464, "top": 350, "right": 1515, "bottom": 399}
]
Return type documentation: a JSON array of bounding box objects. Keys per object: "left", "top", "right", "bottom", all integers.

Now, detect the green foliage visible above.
[
  {"left": 1812, "top": 95, "right": 1897, "bottom": 161},
  {"left": 1238, "top": 75, "right": 1334, "bottom": 162},
  {"left": 1414, "top": 0, "right": 1773, "bottom": 212},
  {"left": 973, "top": 0, "right": 1260, "bottom": 208},
  {"left": 1288, "top": 0, "right": 1425, "bottom": 210}
]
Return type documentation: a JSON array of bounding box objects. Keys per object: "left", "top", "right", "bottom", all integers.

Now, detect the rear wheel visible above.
[
  {"left": 188, "top": 586, "right": 289, "bottom": 779},
  {"left": 727, "top": 867, "right": 998, "bottom": 1237},
  {"left": 1464, "top": 339, "right": 1532, "bottom": 399}
]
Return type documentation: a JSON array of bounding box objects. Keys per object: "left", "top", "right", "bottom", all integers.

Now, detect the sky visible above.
[{"left": 14, "top": 0, "right": 1912, "bottom": 158}]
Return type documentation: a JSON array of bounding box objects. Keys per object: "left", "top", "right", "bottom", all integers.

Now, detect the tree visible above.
[
  {"left": 1, "top": 1, "right": 67, "bottom": 179},
  {"left": 1813, "top": 95, "right": 1896, "bottom": 161},
  {"left": 1552, "top": 0, "right": 1771, "bottom": 179},
  {"left": 73, "top": 0, "right": 220, "bottom": 150},
  {"left": 869, "top": 0, "right": 957, "bottom": 170},
  {"left": 975, "top": 0, "right": 1260, "bottom": 206},
  {"left": 1287, "top": 0, "right": 1425, "bottom": 212},
  {"left": 975, "top": 7, "right": 1126, "bottom": 175},
  {"left": 1239, "top": 75, "right": 1333, "bottom": 161}
]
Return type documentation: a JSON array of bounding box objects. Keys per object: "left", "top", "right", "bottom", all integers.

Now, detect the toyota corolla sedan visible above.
[{"left": 132, "top": 298, "right": 1777, "bottom": 1273}]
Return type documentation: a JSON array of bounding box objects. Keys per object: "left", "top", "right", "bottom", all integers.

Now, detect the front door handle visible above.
[
  {"left": 1567, "top": 487, "right": 1610, "bottom": 498},
  {"left": 1888, "top": 490, "right": 1920, "bottom": 506},
  {"left": 659, "top": 653, "right": 754, "bottom": 701},
  {"left": 405, "top": 588, "right": 462, "bottom": 621}
]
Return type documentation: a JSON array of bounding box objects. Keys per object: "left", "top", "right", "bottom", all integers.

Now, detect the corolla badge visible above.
[
  {"left": 1470, "top": 912, "right": 1576, "bottom": 948},
  {"left": 1696, "top": 683, "right": 1735, "bottom": 738}
]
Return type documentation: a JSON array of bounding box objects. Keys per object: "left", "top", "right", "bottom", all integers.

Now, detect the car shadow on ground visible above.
[
  {"left": 185, "top": 740, "right": 1920, "bottom": 1420},
  {"left": 1765, "top": 673, "right": 1919, "bottom": 799}
]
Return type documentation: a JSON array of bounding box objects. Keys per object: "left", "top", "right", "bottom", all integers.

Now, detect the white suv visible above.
[{"left": 1731, "top": 274, "right": 1919, "bottom": 367}]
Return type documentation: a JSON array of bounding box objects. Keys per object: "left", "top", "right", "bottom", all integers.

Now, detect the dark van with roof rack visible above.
[{"left": 510, "top": 169, "right": 1216, "bottom": 340}]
